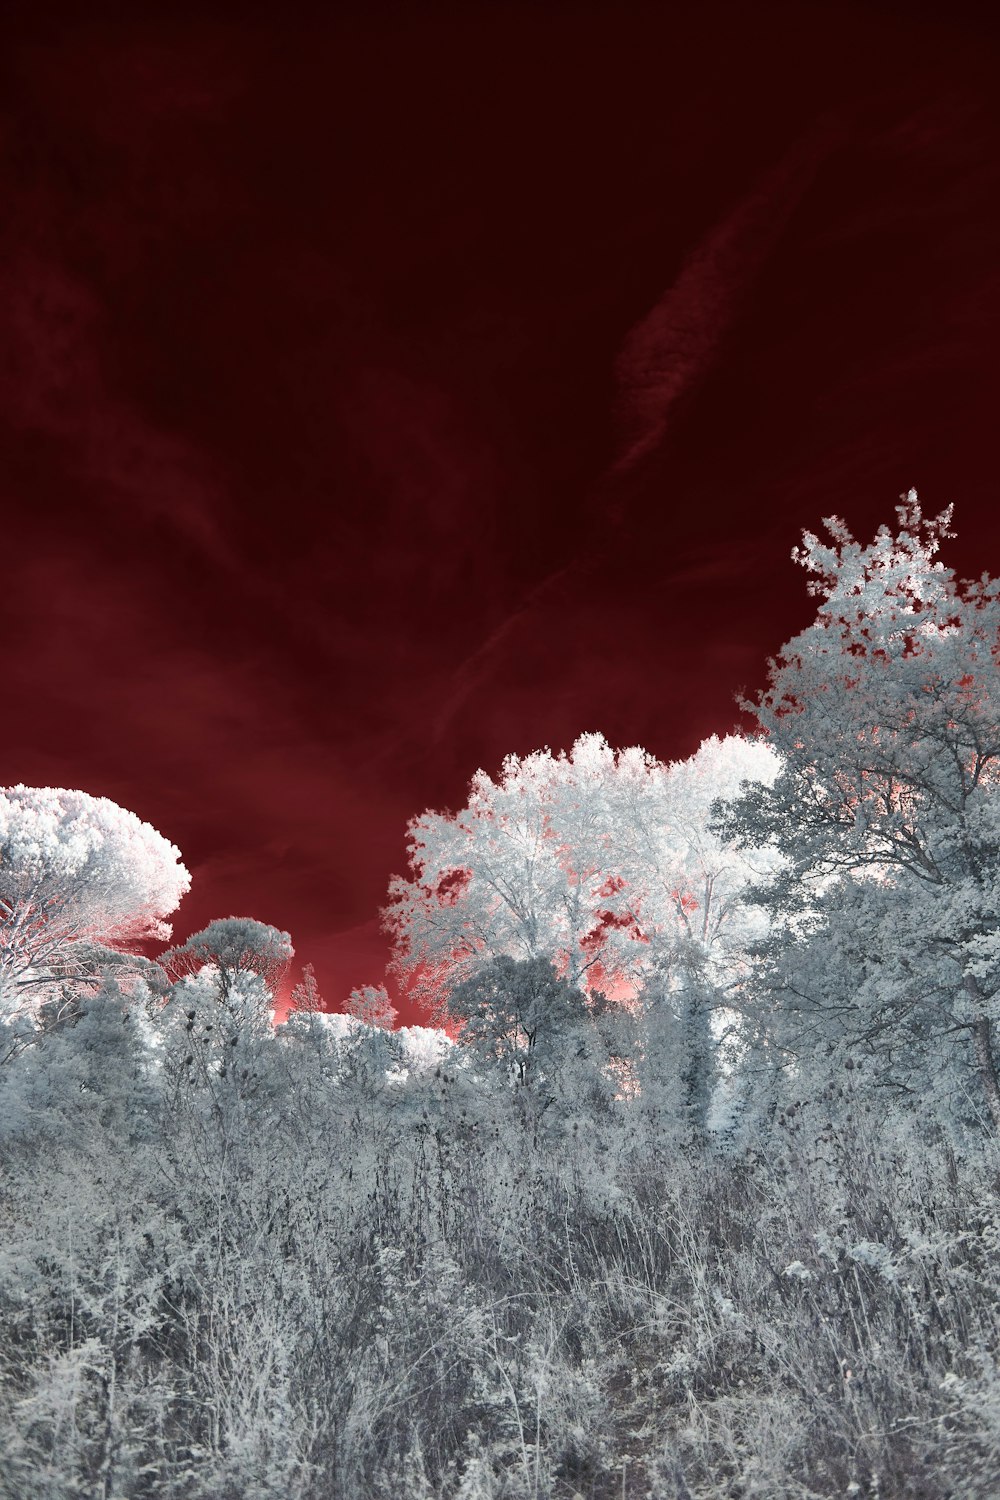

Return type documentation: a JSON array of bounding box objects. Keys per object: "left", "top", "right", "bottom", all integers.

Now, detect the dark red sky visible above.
[{"left": 3, "top": 0, "right": 1000, "bottom": 1018}]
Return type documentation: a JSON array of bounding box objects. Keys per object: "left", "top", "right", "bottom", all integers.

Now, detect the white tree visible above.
[
  {"left": 715, "top": 494, "right": 1000, "bottom": 1129},
  {"left": 160, "top": 916, "right": 293, "bottom": 1004},
  {"left": 0, "top": 786, "right": 190, "bottom": 1024},
  {"left": 652, "top": 735, "right": 782, "bottom": 985},
  {"left": 289, "top": 960, "right": 324, "bottom": 1013},
  {"left": 384, "top": 732, "right": 778, "bottom": 1019},
  {"left": 345, "top": 982, "right": 398, "bottom": 1029},
  {"left": 384, "top": 734, "right": 638, "bottom": 1011}
]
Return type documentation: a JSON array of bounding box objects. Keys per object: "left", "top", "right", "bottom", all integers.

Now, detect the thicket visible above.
[{"left": 2, "top": 995, "right": 999, "bottom": 1500}]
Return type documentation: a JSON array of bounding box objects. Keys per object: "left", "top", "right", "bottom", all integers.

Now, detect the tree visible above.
[
  {"left": 345, "top": 982, "right": 398, "bottom": 1029},
  {"left": 160, "top": 917, "right": 293, "bottom": 1004},
  {"left": 715, "top": 493, "right": 1000, "bottom": 1129},
  {"left": 289, "top": 961, "right": 324, "bottom": 1013},
  {"left": 0, "top": 976, "right": 157, "bottom": 1150},
  {"left": 157, "top": 921, "right": 294, "bottom": 1101},
  {"left": 384, "top": 732, "right": 778, "bottom": 1019},
  {"left": 0, "top": 786, "right": 190, "bottom": 1021},
  {"left": 384, "top": 735, "right": 638, "bottom": 1011},
  {"left": 446, "top": 956, "right": 616, "bottom": 1136},
  {"left": 384, "top": 732, "right": 779, "bottom": 1145}
]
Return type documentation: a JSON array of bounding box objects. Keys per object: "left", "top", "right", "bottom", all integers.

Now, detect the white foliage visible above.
[
  {"left": 397, "top": 1023, "right": 454, "bottom": 1074},
  {"left": 384, "top": 732, "right": 781, "bottom": 1013},
  {"left": 0, "top": 786, "right": 190, "bottom": 1017},
  {"left": 717, "top": 494, "right": 1000, "bottom": 1125}
]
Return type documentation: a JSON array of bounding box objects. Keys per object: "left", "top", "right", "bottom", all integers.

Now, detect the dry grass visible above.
[{"left": 2, "top": 1035, "right": 999, "bottom": 1498}]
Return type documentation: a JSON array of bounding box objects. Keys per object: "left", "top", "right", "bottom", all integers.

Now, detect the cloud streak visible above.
[{"left": 610, "top": 120, "right": 845, "bottom": 480}]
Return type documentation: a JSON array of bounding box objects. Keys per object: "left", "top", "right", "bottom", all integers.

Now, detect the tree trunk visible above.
[{"left": 971, "top": 1015, "right": 1000, "bottom": 1132}]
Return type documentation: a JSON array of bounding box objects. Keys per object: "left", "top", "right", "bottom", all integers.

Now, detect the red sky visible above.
[{"left": 3, "top": 0, "right": 1000, "bottom": 1020}]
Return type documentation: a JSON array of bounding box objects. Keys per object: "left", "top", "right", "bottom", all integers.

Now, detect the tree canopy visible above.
[
  {"left": 716, "top": 493, "right": 1000, "bottom": 1127},
  {"left": 0, "top": 785, "right": 190, "bottom": 1016}
]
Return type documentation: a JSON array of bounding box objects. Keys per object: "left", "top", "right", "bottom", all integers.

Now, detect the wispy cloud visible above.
[
  {"left": 0, "top": 255, "right": 240, "bottom": 571},
  {"left": 609, "top": 120, "right": 844, "bottom": 480}
]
